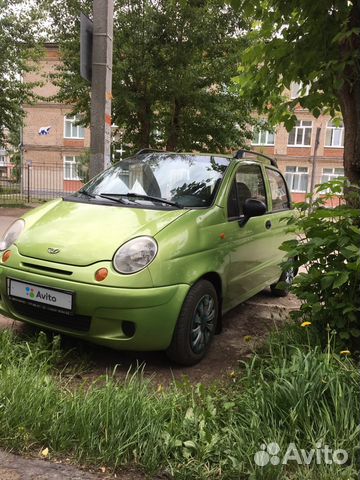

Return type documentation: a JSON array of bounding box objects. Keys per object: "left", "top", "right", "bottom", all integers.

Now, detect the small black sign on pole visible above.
[{"left": 80, "top": 12, "right": 93, "bottom": 83}]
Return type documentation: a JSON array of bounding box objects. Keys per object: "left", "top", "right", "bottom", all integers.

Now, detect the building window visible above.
[
  {"left": 64, "top": 156, "right": 81, "bottom": 180},
  {"left": 64, "top": 115, "right": 85, "bottom": 139},
  {"left": 252, "top": 128, "right": 275, "bottom": 146},
  {"left": 285, "top": 166, "right": 309, "bottom": 193},
  {"left": 288, "top": 120, "right": 312, "bottom": 146},
  {"left": 321, "top": 167, "right": 344, "bottom": 183},
  {"left": 325, "top": 121, "right": 344, "bottom": 148},
  {"left": 290, "top": 82, "right": 310, "bottom": 99}
]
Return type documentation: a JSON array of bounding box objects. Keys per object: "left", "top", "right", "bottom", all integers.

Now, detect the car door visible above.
[
  {"left": 222, "top": 162, "right": 274, "bottom": 310},
  {"left": 264, "top": 166, "right": 293, "bottom": 280}
]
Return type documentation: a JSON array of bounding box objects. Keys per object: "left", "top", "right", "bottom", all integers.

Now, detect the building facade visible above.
[
  {"left": 22, "top": 43, "right": 90, "bottom": 196},
  {"left": 251, "top": 105, "right": 344, "bottom": 203}
]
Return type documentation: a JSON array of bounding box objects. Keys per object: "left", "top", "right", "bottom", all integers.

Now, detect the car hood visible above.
[{"left": 17, "top": 199, "right": 187, "bottom": 266}]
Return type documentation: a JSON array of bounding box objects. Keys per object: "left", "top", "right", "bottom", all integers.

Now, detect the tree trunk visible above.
[
  {"left": 338, "top": 1, "right": 360, "bottom": 207},
  {"left": 339, "top": 78, "right": 360, "bottom": 185},
  {"left": 166, "top": 98, "right": 181, "bottom": 151}
]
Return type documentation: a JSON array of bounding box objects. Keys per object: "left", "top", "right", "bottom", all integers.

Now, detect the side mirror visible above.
[{"left": 241, "top": 198, "right": 267, "bottom": 224}]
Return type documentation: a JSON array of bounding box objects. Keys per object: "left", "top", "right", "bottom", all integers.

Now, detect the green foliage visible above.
[
  {"left": 0, "top": 327, "right": 359, "bottom": 479},
  {"left": 40, "top": 0, "right": 256, "bottom": 153},
  {"left": 281, "top": 179, "right": 360, "bottom": 352},
  {"left": 0, "top": 1, "right": 43, "bottom": 147},
  {"left": 231, "top": 0, "right": 359, "bottom": 126}
]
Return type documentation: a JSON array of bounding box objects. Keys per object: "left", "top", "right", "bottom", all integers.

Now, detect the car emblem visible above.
[{"left": 48, "top": 248, "right": 60, "bottom": 254}]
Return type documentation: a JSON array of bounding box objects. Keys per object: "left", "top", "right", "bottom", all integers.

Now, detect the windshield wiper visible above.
[
  {"left": 78, "top": 190, "right": 96, "bottom": 198},
  {"left": 79, "top": 190, "right": 127, "bottom": 204},
  {"left": 100, "top": 192, "right": 184, "bottom": 209},
  {"left": 98, "top": 193, "right": 128, "bottom": 204}
]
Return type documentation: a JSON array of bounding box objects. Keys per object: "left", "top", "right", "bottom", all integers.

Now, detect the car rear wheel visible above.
[
  {"left": 166, "top": 280, "right": 218, "bottom": 366},
  {"left": 270, "top": 264, "right": 295, "bottom": 297}
]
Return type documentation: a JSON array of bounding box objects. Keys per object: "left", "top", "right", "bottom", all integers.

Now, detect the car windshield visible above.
[{"left": 78, "top": 153, "right": 230, "bottom": 208}]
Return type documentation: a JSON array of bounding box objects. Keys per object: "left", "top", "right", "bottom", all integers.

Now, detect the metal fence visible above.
[{"left": 0, "top": 162, "right": 84, "bottom": 205}]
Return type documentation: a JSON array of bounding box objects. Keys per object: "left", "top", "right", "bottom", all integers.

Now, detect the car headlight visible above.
[
  {"left": 113, "top": 236, "right": 158, "bottom": 274},
  {"left": 0, "top": 219, "right": 25, "bottom": 251}
]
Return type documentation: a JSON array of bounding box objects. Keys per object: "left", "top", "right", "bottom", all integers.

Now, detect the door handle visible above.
[{"left": 265, "top": 220, "right": 272, "bottom": 229}]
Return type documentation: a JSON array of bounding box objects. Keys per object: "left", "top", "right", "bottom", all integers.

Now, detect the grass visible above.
[{"left": 0, "top": 327, "right": 358, "bottom": 479}]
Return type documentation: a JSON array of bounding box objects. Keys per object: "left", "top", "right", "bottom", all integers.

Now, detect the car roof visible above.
[{"left": 134, "top": 149, "right": 278, "bottom": 168}]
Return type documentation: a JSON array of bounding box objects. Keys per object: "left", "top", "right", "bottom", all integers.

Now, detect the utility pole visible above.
[
  {"left": 309, "top": 127, "right": 322, "bottom": 199},
  {"left": 89, "top": 0, "right": 114, "bottom": 179}
]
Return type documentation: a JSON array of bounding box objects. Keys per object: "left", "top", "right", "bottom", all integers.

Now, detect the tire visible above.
[
  {"left": 166, "top": 280, "right": 218, "bottom": 366},
  {"left": 270, "top": 264, "right": 295, "bottom": 297}
]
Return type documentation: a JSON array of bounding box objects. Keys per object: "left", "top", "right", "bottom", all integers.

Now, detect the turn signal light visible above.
[
  {"left": 95, "top": 268, "right": 108, "bottom": 282},
  {"left": 2, "top": 250, "right": 11, "bottom": 263}
]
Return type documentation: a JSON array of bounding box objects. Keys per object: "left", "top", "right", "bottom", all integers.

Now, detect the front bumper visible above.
[{"left": 0, "top": 265, "right": 189, "bottom": 351}]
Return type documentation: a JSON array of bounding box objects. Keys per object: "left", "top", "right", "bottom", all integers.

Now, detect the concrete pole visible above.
[
  {"left": 309, "top": 127, "right": 322, "bottom": 198},
  {"left": 89, "top": 0, "right": 114, "bottom": 179}
]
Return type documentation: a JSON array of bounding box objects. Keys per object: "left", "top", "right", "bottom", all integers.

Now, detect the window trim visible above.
[
  {"left": 321, "top": 167, "right": 345, "bottom": 183},
  {"left": 290, "top": 82, "right": 311, "bottom": 99},
  {"left": 265, "top": 166, "right": 292, "bottom": 212},
  {"left": 64, "top": 155, "right": 81, "bottom": 181},
  {"left": 287, "top": 120, "right": 313, "bottom": 147},
  {"left": 285, "top": 166, "right": 309, "bottom": 193},
  {"left": 226, "top": 162, "right": 268, "bottom": 222},
  {"left": 251, "top": 128, "right": 275, "bottom": 146},
  {"left": 64, "top": 115, "right": 85, "bottom": 140},
  {"left": 324, "top": 121, "right": 344, "bottom": 149}
]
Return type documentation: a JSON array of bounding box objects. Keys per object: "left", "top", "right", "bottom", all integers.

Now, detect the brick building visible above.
[
  {"left": 251, "top": 84, "right": 344, "bottom": 202},
  {"left": 22, "top": 43, "right": 90, "bottom": 195},
  {"left": 22, "top": 44, "right": 344, "bottom": 201}
]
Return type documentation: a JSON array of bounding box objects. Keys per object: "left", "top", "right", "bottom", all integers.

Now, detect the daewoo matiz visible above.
[{"left": 0, "top": 150, "right": 295, "bottom": 365}]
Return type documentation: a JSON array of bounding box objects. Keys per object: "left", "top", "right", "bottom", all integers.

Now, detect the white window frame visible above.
[
  {"left": 288, "top": 120, "right": 312, "bottom": 147},
  {"left": 321, "top": 167, "right": 344, "bottom": 184},
  {"left": 251, "top": 128, "right": 275, "bottom": 146},
  {"left": 290, "top": 82, "right": 311, "bottom": 99},
  {"left": 64, "top": 156, "right": 81, "bottom": 181},
  {"left": 285, "top": 166, "right": 309, "bottom": 193},
  {"left": 64, "top": 115, "right": 85, "bottom": 139},
  {"left": 325, "top": 121, "right": 344, "bottom": 148}
]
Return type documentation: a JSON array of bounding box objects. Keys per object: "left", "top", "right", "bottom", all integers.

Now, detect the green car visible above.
[{"left": 0, "top": 150, "right": 294, "bottom": 365}]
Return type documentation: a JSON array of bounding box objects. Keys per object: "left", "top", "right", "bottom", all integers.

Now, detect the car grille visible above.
[{"left": 10, "top": 299, "right": 91, "bottom": 332}]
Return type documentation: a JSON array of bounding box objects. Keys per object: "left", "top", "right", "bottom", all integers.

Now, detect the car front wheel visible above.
[
  {"left": 270, "top": 264, "right": 295, "bottom": 297},
  {"left": 166, "top": 280, "right": 218, "bottom": 366}
]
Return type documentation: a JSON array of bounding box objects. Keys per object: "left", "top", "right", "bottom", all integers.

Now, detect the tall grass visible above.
[{"left": 0, "top": 328, "right": 358, "bottom": 479}]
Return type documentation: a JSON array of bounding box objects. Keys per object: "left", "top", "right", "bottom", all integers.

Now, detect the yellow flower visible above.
[
  {"left": 301, "top": 321, "right": 312, "bottom": 328},
  {"left": 243, "top": 335, "right": 253, "bottom": 343},
  {"left": 340, "top": 350, "right": 351, "bottom": 356}
]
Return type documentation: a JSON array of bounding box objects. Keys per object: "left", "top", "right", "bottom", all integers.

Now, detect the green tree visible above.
[
  {"left": 0, "top": 0, "right": 42, "bottom": 147},
  {"left": 41, "top": 0, "right": 255, "bottom": 153},
  {"left": 231, "top": 0, "right": 360, "bottom": 197}
]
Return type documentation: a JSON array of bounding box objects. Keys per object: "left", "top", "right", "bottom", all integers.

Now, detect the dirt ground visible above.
[{"left": 0, "top": 449, "right": 149, "bottom": 480}]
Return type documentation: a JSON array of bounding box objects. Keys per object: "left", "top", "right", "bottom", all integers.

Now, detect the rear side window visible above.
[
  {"left": 266, "top": 168, "right": 290, "bottom": 211},
  {"left": 227, "top": 164, "right": 267, "bottom": 219}
]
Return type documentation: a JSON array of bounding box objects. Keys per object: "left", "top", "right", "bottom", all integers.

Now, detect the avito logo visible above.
[
  {"left": 26, "top": 287, "right": 57, "bottom": 303},
  {"left": 25, "top": 287, "right": 35, "bottom": 299}
]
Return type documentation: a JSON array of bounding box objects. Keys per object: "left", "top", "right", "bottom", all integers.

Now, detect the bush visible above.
[{"left": 280, "top": 179, "right": 360, "bottom": 353}]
